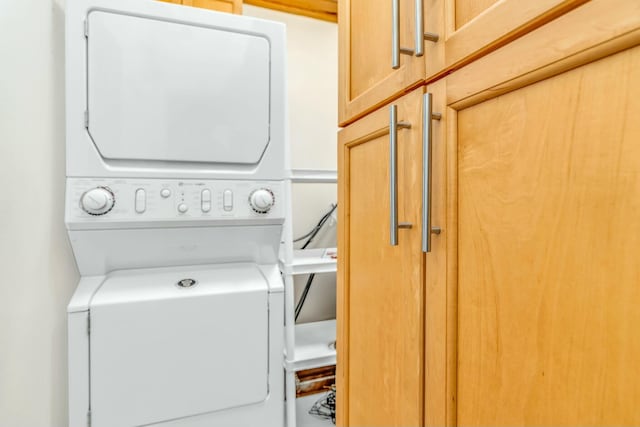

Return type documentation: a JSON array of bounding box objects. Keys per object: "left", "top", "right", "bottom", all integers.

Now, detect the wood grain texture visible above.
[
  {"left": 443, "top": 88, "right": 458, "bottom": 427},
  {"left": 245, "top": 0, "right": 337, "bottom": 21},
  {"left": 441, "top": 0, "right": 588, "bottom": 80},
  {"left": 454, "top": 0, "right": 498, "bottom": 29},
  {"left": 339, "top": 0, "right": 588, "bottom": 126},
  {"left": 423, "top": 0, "right": 446, "bottom": 81},
  {"left": 184, "top": 0, "right": 238, "bottom": 13},
  {"left": 336, "top": 105, "right": 349, "bottom": 427},
  {"left": 175, "top": 0, "right": 242, "bottom": 13},
  {"left": 446, "top": 0, "right": 640, "bottom": 108},
  {"left": 337, "top": 90, "right": 425, "bottom": 426},
  {"left": 456, "top": 44, "right": 640, "bottom": 425},
  {"left": 296, "top": 366, "right": 336, "bottom": 397},
  {"left": 422, "top": 80, "right": 448, "bottom": 427},
  {"left": 339, "top": 2, "right": 640, "bottom": 426},
  {"left": 338, "top": 0, "right": 424, "bottom": 126}
]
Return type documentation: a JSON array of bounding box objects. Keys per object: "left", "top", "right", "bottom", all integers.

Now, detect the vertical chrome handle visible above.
[
  {"left": 392, "top": 0, "right": 400, "bottom": 69},
  {"left": 395, "top": 0, "right": 430, "bottom": 65},
  {"left": 422, "top": 93, "right": 441, "bottom": 253},
  {"left": 390, "top": 105, "right": 399, "bottom": 245},
  {"left": 415, "top": 0, "right": 439, "bottom": 57},
  {"left": 422, "top": 94, "right": 432, "bottom": 252},
  {"left": 415, "top": 0, "right": 424, "bottom": 57},
  {"left": 390, "top": 105, "right": 412, "bottom": 246}
]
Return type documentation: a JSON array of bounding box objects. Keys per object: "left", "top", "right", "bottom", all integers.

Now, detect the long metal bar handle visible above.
[
  {"left": 390, "top": 105, "right": 412, "bottom": 246},
  {"left": 390, "top": 105, "right": 399, "bottom": 245},
  {"left": 392, "top": 0, "right": 401, "bottom": 68},
  {"left": 415, "top": 0, "right": 440, "bottom": 57},
  {"left": 415, "top": 0, "right": 424, "bottom": 56},
  {"left": 422, "top": 93, "right": 441, "bottom": 252}
]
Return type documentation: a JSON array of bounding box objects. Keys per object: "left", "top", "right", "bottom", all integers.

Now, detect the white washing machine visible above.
[{"left": 65, "top": 0, "right": 287, "bottom": 426}]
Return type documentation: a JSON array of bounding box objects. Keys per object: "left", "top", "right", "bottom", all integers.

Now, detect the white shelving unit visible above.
[
  {"left": 279, "top": 248, "right": 337, "bottom": 276},
  {"left": 281, "top": 169, "right": 337, "bottom": 427},
  {"left": 286, "top": 319, "right": 336, "bottom": 372},
  {"left": 290, "top": 169, "right": 337, "bottom": 183}
]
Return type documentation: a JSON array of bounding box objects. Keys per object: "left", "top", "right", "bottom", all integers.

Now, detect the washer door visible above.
[
  {"left": 89, "top": 265, "right": 269, "bottom": 427},
  {"left": 86, "top": 10, "right": 271, "bottom": 165}
]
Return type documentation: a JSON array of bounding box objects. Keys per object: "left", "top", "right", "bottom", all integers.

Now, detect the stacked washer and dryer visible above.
[{"left": 65, "top": 1, "right": 287, "bottom": 426}]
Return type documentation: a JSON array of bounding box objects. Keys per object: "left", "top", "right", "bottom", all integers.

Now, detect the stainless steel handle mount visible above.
[
  {"left": 390, "top": 104, "right": 411, "bottom": 246},
  {"left": 395, "top": 0, "right": 442, "bottom": 67},
  {"left": 422, "top": 93, "right": 442, "bottom": 253},
  {"left": 393, "top": 0, "right": 441, "bottom": 65}
]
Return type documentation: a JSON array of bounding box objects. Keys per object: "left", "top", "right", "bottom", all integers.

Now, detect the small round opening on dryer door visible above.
[{"left": 176, "top": 278, "right": 197, "bottom": 288}]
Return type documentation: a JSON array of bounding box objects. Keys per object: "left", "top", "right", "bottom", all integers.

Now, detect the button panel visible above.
[{"left": 66, "top": 178, "right": 285, "bottom": 223}]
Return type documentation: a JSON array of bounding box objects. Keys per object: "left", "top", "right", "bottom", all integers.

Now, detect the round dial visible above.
[
  {"left": 80, "top": 187, "right": 115, "bottom": 216},
  {"left": 249, "top": 188, "right": 275, "bottom": 213}
]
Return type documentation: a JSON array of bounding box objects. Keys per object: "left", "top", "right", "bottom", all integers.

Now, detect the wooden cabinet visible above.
[
  {"left": 435, "top": 0, "right": 588, "bottom": 75},
  {"left": 338, "top": 0, "right": 425, "bottom": 127},
  {"left": 158, "top": 0, "right": 242, "bottom": 14},
  {"left": 449, "top": 45, "right": 640, "bottom": 425},
  {"left": 338, "top": 0, "right": 588, "bottom": 126},
  {"left": 338, "top": 0, "right": 640, "bottom": 425},
  {"left": 427, "top": 2, "right": 640, "bottom": 424},
  {"left": 337, "top": 89, "right": 426, "bottom": 426}
]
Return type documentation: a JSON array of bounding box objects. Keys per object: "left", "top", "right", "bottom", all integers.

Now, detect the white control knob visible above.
[
  {"left": 80, "top": 187, "right": 115, "bottom": 216},
  {"left": 177, "top": 203, "right": 189, "bottom": 213},
  {"left": 249, "top": 189, "right": 275, "bottom": 213}
]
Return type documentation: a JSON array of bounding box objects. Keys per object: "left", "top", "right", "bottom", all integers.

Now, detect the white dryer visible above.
[{"left": 65, "top": 1, "right": 287, "bottom": 426}]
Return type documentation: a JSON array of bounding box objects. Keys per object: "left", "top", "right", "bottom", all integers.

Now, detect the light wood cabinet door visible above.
[
  {"left": 339, "top": 0, "right": 425, "bottom": 126},
  {"left": 423, "top": 0, "right": 588, "bottom": 82},
  {"left": 339, "top": 0, "right": 589, "bottom": 126},
  {"left": 337, "top": 89, "right": 426, "bottom": 426},
  {"left": 426, "top": 1, "right": 640, "bottom": 424}
]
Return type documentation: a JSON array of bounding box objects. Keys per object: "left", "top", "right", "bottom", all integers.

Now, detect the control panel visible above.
[{"left": 66, "top": 178, "right": 285, "bottom": 225}]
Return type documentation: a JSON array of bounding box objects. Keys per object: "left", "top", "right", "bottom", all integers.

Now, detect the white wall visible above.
[
  {"left": 0, "top": 0, "right": 79, "bottom": 426},
  {"left": 244, "top": 6, "right": 338, "bottom": 323}
]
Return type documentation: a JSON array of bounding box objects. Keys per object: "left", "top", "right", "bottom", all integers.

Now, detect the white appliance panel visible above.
[
  {"left": 65, "top": 178, "right": 285, "bottom": 228},
  {"left": 87, "top": 11, "right": 271, "bottom": 165},
  {"left": 89, "top": 265, "right": 269, "bottom": 427}
]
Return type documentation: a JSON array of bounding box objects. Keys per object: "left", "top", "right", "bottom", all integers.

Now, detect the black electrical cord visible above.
[
  {"left": 294, "top": 203, "right": 337, "bottom": 321},
  {"left": 294, "top": 274, "right": 315, "bottom": 320},
  {"left": 301, "top": 204, "right": 336, "bottom": 250}
]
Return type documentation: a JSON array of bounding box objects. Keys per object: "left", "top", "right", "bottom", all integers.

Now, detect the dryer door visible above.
[
  {"left": 86, "top": 10, "right": 270, "bottom": 165},
  {"left": 89, "top": 264, "right": 269, "bottom": 427}
]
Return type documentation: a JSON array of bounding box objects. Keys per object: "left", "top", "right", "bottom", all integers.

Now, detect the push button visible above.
[
  {"left": 160, "top": 188, "right": 171, "bottom": 198},
  {"left": 201, "top": 189, "right": 211, "bottom": 213},
  {"left": 223, "top": 189, "right": 233, "bottom": 212},
  {"left": 135, "top": 189, "right": 146, "bottom": 213}
]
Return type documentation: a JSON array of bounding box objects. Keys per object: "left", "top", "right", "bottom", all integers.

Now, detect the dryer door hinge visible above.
[
  {"left": 84, "top": 111, "right": 89, "bottom": 128},
  {"left": 84, "top": 20, "right": 88, "bottom": 38}
]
